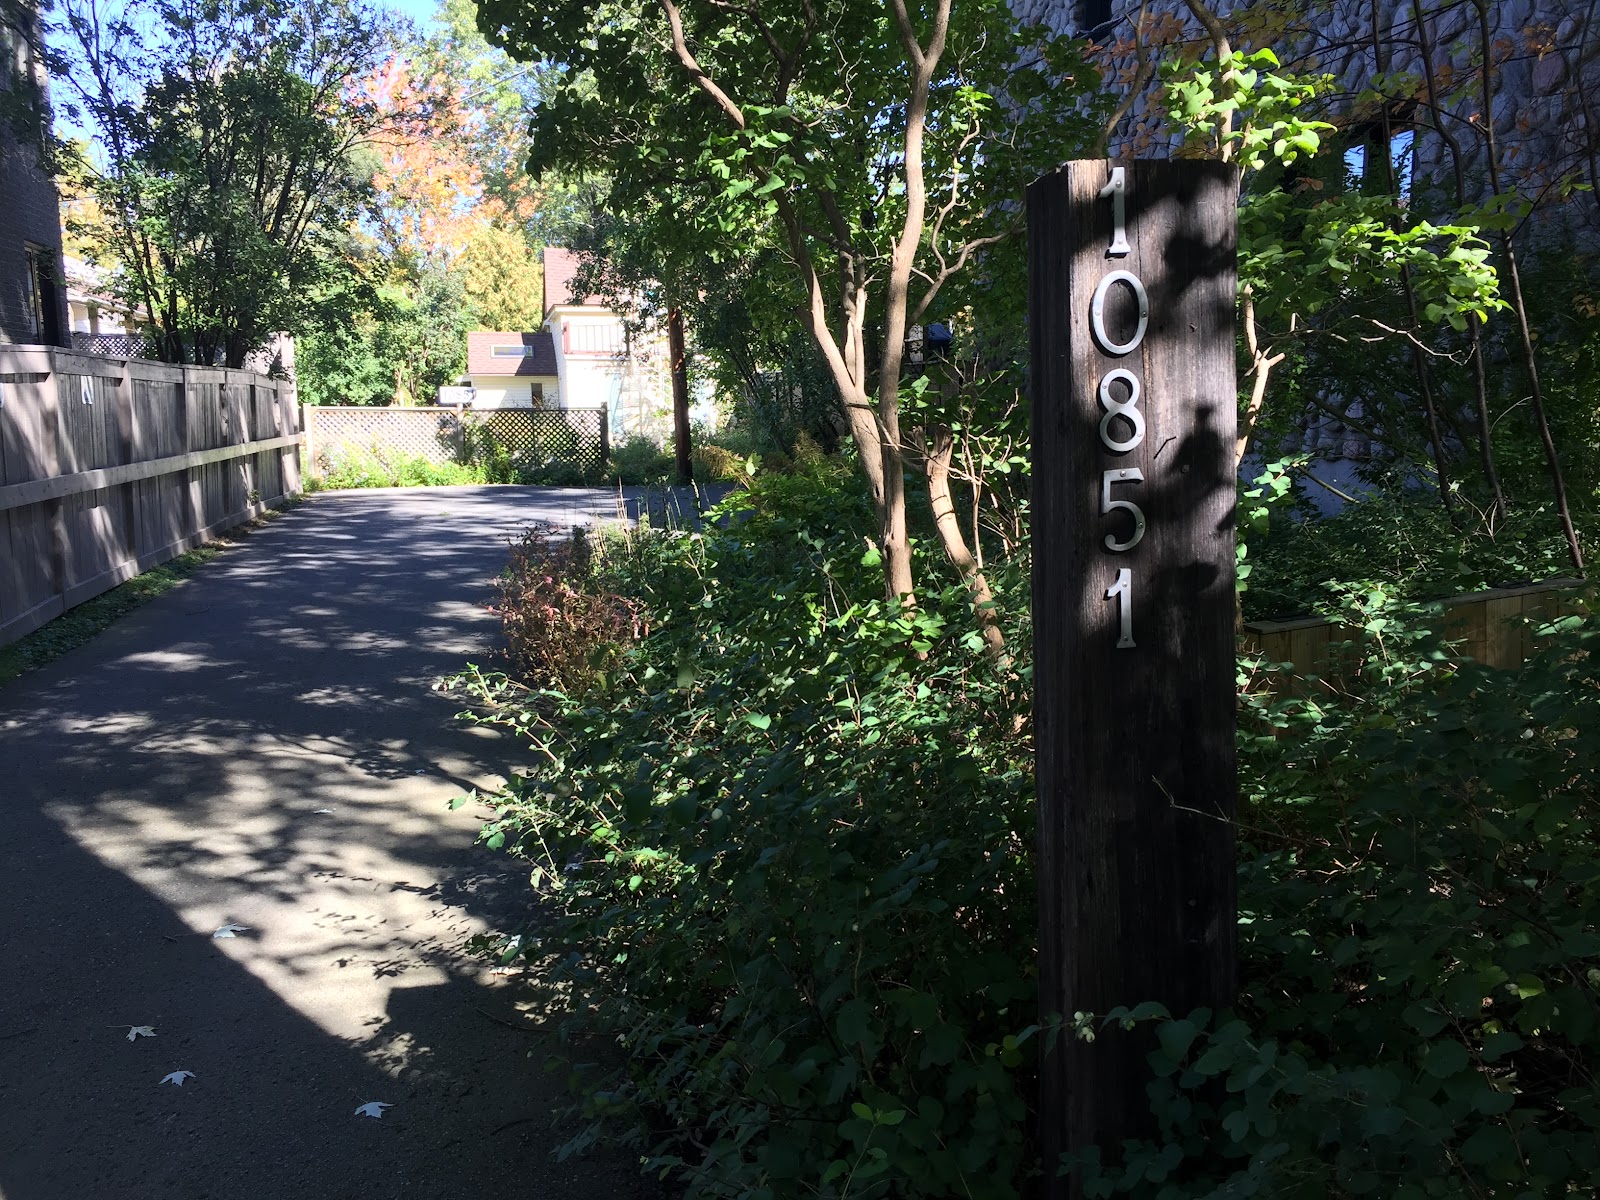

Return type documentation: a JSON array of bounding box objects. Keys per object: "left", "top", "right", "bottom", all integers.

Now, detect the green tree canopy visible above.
[
  {"left": 53, "top": 0, "right": 395, "bottom": 368},
  {"left": 476, "top": 0, "right": 1101, "bottom": 647}
]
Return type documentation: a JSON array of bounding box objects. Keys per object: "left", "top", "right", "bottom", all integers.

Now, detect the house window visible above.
[
  {"left": 1344, "top": 125, "right": 1414, "bottom": 202},
  {"left": 1078, "top": 0, "right": 1113, "bottom": 32},
  {"left": 23, "top": 246, "right": 59, "bottom": 344},
  {"left": 491, "top": 344, "right": 536, "bottom": 358}
]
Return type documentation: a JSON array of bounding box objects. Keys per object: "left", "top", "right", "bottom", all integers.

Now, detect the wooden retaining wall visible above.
[
  {"left": 1242, "top": 578, "right": 1592, "bottom": 678},
  {"left": 0, "top": 346, "right": 302, "bottom": 646}
]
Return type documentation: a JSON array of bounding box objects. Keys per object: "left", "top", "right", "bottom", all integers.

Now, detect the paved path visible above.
[{"left": 0, "top": 486, "right": 672, "bottom": 1200}]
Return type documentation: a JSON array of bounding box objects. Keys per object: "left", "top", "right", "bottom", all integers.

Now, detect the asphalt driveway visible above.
[{"left": 0, "top": 486, "right": 673, "bottom": 1200}]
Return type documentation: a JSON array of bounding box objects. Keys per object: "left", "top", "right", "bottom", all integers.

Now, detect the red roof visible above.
[
  {"left": 466, "top": 331, "right": 558, "bottom": 378},
  {"left": 542, "top": 246, "right": 602, "bottom": 316}
]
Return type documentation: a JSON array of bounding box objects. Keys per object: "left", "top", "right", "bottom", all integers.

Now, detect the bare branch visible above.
[{"left": 1093, "top": 2, "right": 1152, "bottom": 157}]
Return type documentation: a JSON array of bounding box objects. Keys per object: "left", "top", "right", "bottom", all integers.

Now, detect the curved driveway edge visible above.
[{"left": 0, "top": 486, "right": 667, "bottom": 1200}]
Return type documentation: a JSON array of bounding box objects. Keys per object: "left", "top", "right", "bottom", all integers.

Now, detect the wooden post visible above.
[
  {"left": 113, "top": 366, "right": 136, "bottom": 562},
  {"left": 182, "top": 365, "right": 201, "bottom": 531},
  {"left": 47, "top": 367, "right": 68, "bottom": 599},
  {"left": 1028, "top": 159, "right": 1239, "bottom": 1192},
  {"left": 302, "top": 403, "right": 317, "bottom": 481}
]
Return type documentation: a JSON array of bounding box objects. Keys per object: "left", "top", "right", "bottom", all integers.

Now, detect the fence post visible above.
[
  {"left": 183, "top": 364, "right": 201, "bottom": 531},
  {"left": 46, "top": 359, "right": 67, "bottom": 599},
  {"left": 302, "top": 404, "right": 316, "bottom": 481},
  {"left": 113, "top": 361, "right": 137, "bottom": 563},
  {"left": 599, "top": 406, "right": 610, "bottom": 465}
]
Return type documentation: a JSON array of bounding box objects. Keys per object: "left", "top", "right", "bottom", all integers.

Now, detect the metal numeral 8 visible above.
[{"left": 1097, "top": 368, "right": 1144, "bottom": 453}]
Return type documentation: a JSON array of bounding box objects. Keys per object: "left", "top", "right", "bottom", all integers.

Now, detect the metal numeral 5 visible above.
[{"left": 1101, "top": 468, "right": 1146, "bottom": 552}]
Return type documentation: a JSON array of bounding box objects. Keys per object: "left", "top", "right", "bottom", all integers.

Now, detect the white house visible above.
[
  {"left": 456, "top": 330, "right": 559, "bottom": 409},
  {"left": 451, "top": 248, "right": 717, "bottom": 437},
  {"left": 540, "top": 246, "right": 674, "bottom": 440},
  {"left": 64, "top": 255, "right": 143, "bottom": 352}
]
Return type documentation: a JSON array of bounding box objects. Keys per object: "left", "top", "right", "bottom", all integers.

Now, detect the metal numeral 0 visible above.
[
  {"left": 1106, "top": 568, "right": 1135, "bottom": 649},
  {"left": 1090, "top": 270, "right": 1149, "bottom": 357},
  {"left": 1097, "top": 166, "right": 1130, "bottom": 257}
]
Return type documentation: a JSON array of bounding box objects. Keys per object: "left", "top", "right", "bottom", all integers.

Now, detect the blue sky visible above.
[{"left": 385, "top": 0, "right": 444, "bottom": 30}]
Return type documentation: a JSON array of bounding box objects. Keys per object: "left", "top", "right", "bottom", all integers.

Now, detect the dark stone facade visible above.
[
  {"left": 0, "top": 9, "right": 68, "bottom": 347},
  {"left": 1017, "top": 0, "right": 1597, "bottom": 246}
]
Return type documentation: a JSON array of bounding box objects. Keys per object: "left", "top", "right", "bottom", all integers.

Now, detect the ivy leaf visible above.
[
  {"left": 837, "top": 998, "right": 870, "bottom": 1048},
  {"left": 1480, "top": 1030, "right": 1523, "bottom": 1062},
  {"left": 1421, "top": 1040, "right": 1469, "bottom": 1078},
  {"left": 1156, "top": 1019, "right": 1199, "bottom": 1064}
]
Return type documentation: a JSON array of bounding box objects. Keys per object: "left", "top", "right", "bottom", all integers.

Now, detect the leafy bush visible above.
[
  {"left": 1242, "top": 486, "right": 1593, "bottom": 622},
  {"left": 455, "top": 469, "right": 1039, "bottom": 1198},
  {"left": 607, "top": 434, "right": 676, "bottom": 485},
  {"left": 308, "top": 446, "right": 486, "bottom": 490},
  {"left": 1066, "top": 593, "right": 1600, "bottom": 1198},
  {"left": 494, "top": 526, "right": 645, "bottom": 693},
  {"left": 690, "top": 441, "right": 746, "bottom": 483},
  {"left": 458, "top": 469, "right": 1600, "bottom": 1198}
]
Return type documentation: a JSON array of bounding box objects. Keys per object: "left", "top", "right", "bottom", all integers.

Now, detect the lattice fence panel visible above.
[
  {"left": 468, "top": 409, "right": 605, "bottom": 469},
  {"left": 305, "top": 407, "right": 463, "bottom": 471},
  {"left": 71, "top": 332, "right": 156, "bottom": 358}
]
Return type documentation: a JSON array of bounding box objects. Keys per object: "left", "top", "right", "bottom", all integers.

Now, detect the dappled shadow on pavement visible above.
[{"left": 0, "top": 486, "right": 660, "bottom": 1200}]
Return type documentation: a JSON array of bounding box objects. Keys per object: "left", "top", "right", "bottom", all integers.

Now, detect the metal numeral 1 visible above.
[
  {"left": 1097, "top": 166, "right": 1130, "bottom": 257},
  {"left": 1106, "top": 568, "right": 1134, "bottom": 649}
]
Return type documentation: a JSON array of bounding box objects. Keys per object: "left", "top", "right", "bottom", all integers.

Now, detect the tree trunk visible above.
[
  {"left": 1474, "top": 0, "right": 1584, "bottom": 575},
  {"left": 920, "top": 423, "right": 1006, "bottom": 660},
  {"left": 668, "top": 306, "right": 693, "bottom": 485}
]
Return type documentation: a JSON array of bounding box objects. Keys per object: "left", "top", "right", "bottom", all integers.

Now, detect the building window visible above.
[
  {"left": 24, "top": 246, "right": 62, "bottom": 346},
  {"left": 1343, "top": 117, "right": 1415, "bottom": 202},
  {"left": 491, "top": 344, "right": 536, "bottom": 358},
  {"left": 1078, "top": 0, "right": 1113, "bottom": 32}
]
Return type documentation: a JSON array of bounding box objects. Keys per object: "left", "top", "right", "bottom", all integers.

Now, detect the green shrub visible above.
[
  {"left": 607, "top": 434, "right": 675, "bottom": 485},
  {"left": 1243, "top": 487, "right": 1593, "bottom": 622},
  {"left": 1065, "top": 594, "right": 1600, "bottom": 1199},
  {"left": 310, "top": 446, "right": 485, "bottom": 489},
  {"left": 457, "top": 478, "right": 1600, "bottom": 1198},
  {"left": 690, "top": 441, "right": 746, "bottom": 483},
  {"left": 455, "top": 470, "right": 1038, "bottom": 1198}
]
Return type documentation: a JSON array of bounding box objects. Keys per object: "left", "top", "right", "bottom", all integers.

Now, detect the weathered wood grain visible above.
[
  {"left": 1030, "top": 159, "right": 1239, "bottom": 1189},
  {"left": 0, "top": 347, "right": 301, "bottom": 646}
]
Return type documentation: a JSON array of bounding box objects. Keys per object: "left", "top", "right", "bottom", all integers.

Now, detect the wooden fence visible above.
[
  {"left": 302, "top": 405, "right": 608, "bottom": 477},
  {"left": 0, "top": 346, "right": 302, "bottom": 646},
  {"left": 1242, "top": 578, "right": 1592, "bottom": 678}
]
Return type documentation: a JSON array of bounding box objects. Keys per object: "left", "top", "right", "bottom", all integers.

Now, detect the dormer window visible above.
[{"left": 491, "top": 344, "right": 537, "bottom": 358}]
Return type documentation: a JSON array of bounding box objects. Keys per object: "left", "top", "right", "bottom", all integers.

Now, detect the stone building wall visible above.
[{"left": 1015, "top": 0, "right": 1598, "bottom": 247}]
